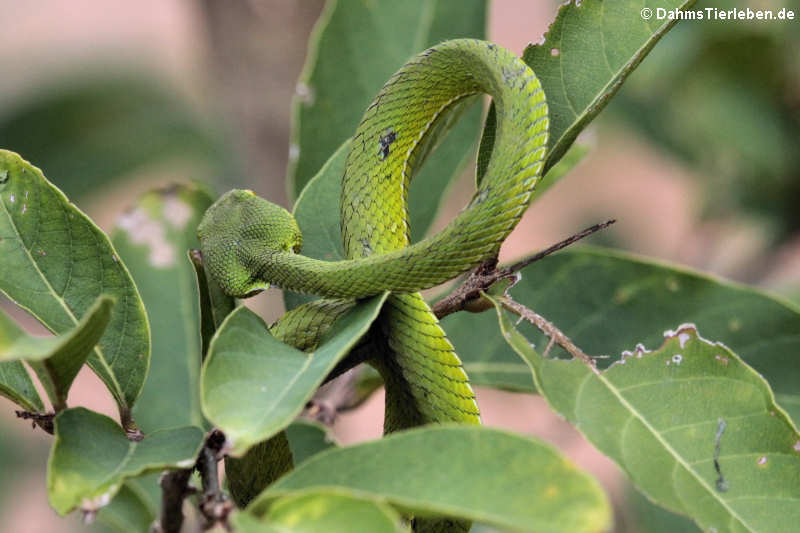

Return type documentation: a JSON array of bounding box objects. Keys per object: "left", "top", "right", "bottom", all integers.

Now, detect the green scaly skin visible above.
[{"left": 198, "top": 39, "right": 548, "bottom": 532}]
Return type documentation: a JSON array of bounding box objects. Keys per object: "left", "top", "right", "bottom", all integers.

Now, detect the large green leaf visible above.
[
  {"left": 47, "top": 407, "right": 203, "bottom": 516},
  {"left": 283, "top": 142, "right": 349, "bottom": 310},
  {"left": 251, "top": 426, "right": 610, "bottom": 533},
  {"left": 1, "top": 295, "right": 113, "bottom": 411},
  {"left": 288, "top": 0, "right": 486, "bottom": 200},
  {"left": 201, "top": 293, "right": 387, "bottom": 456},
  {"left": 236, "top": 490, "right": 407, "bottom": 533},
  {"left": 476, "top": 0, "right": 695, "bottom": 181},
  {"left": 111, "top": 183, "right": 214, "bottom": 432},
  {"left": 489, "top": 295, "right": 800, "bottom": 533},
  {"left": 444, "top": 248, "right": 800, "bottom": 424},
  {"left": 0, "top": 150, "right": 150, "bottom": 427},
  {"left": 530, "top": 0, "right": 696, "bottom": 171},
  {"left": 0, "top": 77, "right": 235, "bottom": 200}
]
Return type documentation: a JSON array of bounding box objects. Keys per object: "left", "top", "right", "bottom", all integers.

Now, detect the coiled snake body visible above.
[{"left": 199, "top": 38, "right": 548, "bottom": 507}]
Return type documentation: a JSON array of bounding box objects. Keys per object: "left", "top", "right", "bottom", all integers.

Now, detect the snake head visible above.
[{"left": 197, "top": 189, "right": 302, "bottom": 298}]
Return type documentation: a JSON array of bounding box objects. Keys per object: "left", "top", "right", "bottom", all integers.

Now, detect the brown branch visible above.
[
  {"left": 197, "top": 429, "right": 233, "bottom": 530},
  {"left": 305, "top": 367, "right": 368, "bottom": 425},
  {"left": 155, "top": 469, "right": 194, "bottom": 533},
  {"left": 15, "top": 410, "right": 54, "bottom": 434},
  {"left": 496, "top": 294, "right": 598, "bottom": 368},
  {"left": 432, "top": 220, "right": 616, "bottom": 319}
]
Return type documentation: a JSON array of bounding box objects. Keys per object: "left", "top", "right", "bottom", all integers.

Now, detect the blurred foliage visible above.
[
  {"left": 0, "top": 76, "right": 240, "bottom": 200},
  {"left": 610, "top": 0, "right": 800, "bottom": 241}
]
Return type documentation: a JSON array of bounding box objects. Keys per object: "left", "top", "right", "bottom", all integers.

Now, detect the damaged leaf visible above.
[{"left": 489, "top": 292, "right": 800, "bottom": 533}]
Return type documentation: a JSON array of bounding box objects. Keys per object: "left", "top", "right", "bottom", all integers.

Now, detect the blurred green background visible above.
[{"left": 0, "top": 1, "right": 797, "bottom": 532}]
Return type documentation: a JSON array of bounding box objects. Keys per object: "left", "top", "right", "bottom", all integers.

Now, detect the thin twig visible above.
[
  {"left": 305, "top": 367, "right": 368, "bottom": 425},
  {"left": 432, "top": 220, "right": 616, "bottom": 319},
  {"left": 498, "top": 219, "right": 616, "bottom": 277},
  {"left": 497, "top": 294, "right": 596, "bottom": 368},
  {"left": 15, "top": 410, "right": 54, "bottom": 434}
]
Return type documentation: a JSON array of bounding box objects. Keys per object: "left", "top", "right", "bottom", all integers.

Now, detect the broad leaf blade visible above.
[
  {"left": 201, "top": 293, "right": 387, "bottom": 456},
  {"left": 284, "top": 142, "right": 349, "bottom": 310},
  {"left": 238, "top": 490, "right": 407, "bottom": 533},
  {"left": 111, "top": 183, "right": 214, "bottom": 432},
  {"left": 490, "top": 298, "right": 800, "bottom": 533},
  {"left": 444, "top": 248, "right": 800, "bottom": 424},
  {"left": 478, "top": 0, "right": 696, "bottom": 176},
  {"left": 251, "top": 426, "right": 611, "bottom": 533},
  {"left": 0, "top": 150, "right": 150, "bottom": 425},
  {"left": 47, "top": 407, "right": 203, "bottom": 516},
  {"left": 288, "top": 0, "right": 486, "bottom": 199}
]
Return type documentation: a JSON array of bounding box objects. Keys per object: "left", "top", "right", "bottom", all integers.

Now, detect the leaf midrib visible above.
[
  {"left": 0, "top": 195, "right": 123, "bottom": 402},
  {"left": 586, "top": 369, "right": 755, "bottom": 531}
]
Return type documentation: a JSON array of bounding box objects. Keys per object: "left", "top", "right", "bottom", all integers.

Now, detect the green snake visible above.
[{"left": 199, "top": 39, "right": 548, "bottom": 526}]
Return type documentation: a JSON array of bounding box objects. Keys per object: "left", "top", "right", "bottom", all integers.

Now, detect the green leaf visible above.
[
  {"left": 47, "top": 407, "right": 203, "bottom": 516},
  {"left": 251, "top": 426, "right": 611, "bottom": 533},
  {"left": 533, "top": 143, "right": 588, "bottom": 197},
  {"left": 0, "top": 359, "right": 42, "bottom": 413},
  {"left": 627, "top": 483, "right": 700, "bottom": 533},
  {"left": 111, "top": 183, "right": 214, "bottom": 432},
  {"left": 285, "top": 420, "right": 337, "bottom": 466},
  {"left": 0, "top": 150, "right": 150, "bottom": 426},
  {"left": 288, "top": 0, "right": 486, "bottom": 199},
  {"left": 1, "top": 295, "right": 113, "bottom": 411},
  {"left": 489, "top": 295, "right": 800, "bottom": 533},
  {"left": 189, "top": 248, "right": 236, "bottom": 360},
  {"left": 0, "top": 77, "right": 235, "bottom": 200},
  {"left": 0, "top": 309, "right": 44, "bottom": 412},
  {"left": 444, "top": 248, "right": 800, "bottom": 424},
  {"left": 478, "top": 0, "right": 696, "bottom": 176},
  {"left": 95, "top": 482, "right": 156, "bottom": 533},
  {"left": 201, "top": 293, "right": 387, "bottom": 456},
  {"left": 237, "top": 489, "right": 408, "bottom": 533}
]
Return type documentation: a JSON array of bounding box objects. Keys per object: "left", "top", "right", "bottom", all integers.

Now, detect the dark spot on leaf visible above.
[
  {"left": 0, "top": 170, "right": 8, "bottom": 185},
  {"left": 378, "top": 129, "right": 397, "bottom": 160}
]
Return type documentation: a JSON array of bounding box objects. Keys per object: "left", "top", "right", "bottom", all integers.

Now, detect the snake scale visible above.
[{"left": 199, "top": 39, "right": 548, "bottom": 530}]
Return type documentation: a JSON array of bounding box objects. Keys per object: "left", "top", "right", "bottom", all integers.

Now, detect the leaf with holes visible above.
[
  {"left": 112, "top": 183, "right": 215, "bottom": 432},
  {"left": 47, "top": 407, "right": 203, "bottom": 516},
  {"left": 288, "top": 0, "right": 486, "bottom": 200},
  {"left": 1, "top": 295, "right": 113, "bottom": 411},
  {"left": 0, "top": 150, "right": 149, "bottom": 427},
  {"left": 488, "top": 293, "right": 800, "bottom": 533},
  {"left": 444, "top": 248, "right": 800, "bottom": 425},
  {"left": 250, "top": 426, "right": 610, "bottom": 533},
  {"left": 201, "top": 293, "right": 387, "bottom": 456}
]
